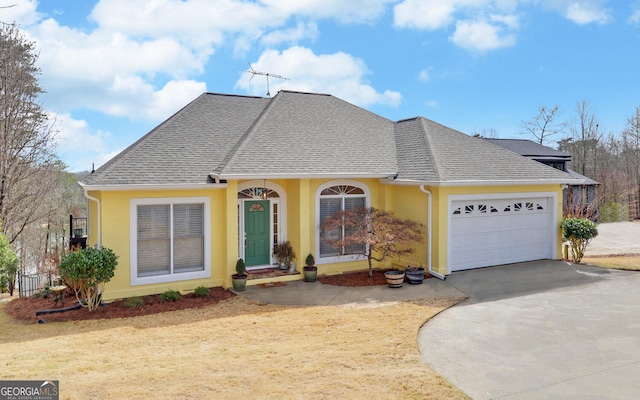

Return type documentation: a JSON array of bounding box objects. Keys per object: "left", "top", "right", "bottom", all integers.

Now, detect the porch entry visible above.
[{"left": 244, "top": 200, "right": 271, "bottom": 266}]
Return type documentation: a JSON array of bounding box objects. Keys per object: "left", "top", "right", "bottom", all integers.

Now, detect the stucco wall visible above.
[{"left": 86, "top": 180, "right": 564, "bottom": 299}]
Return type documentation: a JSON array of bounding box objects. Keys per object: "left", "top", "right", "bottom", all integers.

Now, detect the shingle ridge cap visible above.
[
  {"left": 214, "top": 95, "right": 277, "bottom": 175},
  {"left": 411, "top": 117, "right": 443, "bottom": 181},
  {"left": 276, "top": 89, "right": 331, "bottom": 97}
]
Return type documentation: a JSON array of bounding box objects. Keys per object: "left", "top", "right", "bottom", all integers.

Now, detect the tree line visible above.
[{"left": 484, "top": 100, "right": 640, "bottom": 222}]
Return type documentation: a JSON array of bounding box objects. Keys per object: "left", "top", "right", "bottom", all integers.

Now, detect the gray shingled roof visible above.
[
  {"left": 482, "top": 138, "right": 571, "bottom": 161},
  {"left": 81, "top": 93, "right": 269, "bottom": 185},
  {"left": 214, "top": 91, "right": 397, "bottom": 178},
  {"left": 81, "top": 91, "right": 578, "bottom": 187},
  {"left": 394, "top": 118, "right": 575, "bottom": 182}
]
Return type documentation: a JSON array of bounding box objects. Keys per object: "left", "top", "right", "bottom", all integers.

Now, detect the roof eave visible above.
[
  {"left": 385, "top": 178, "right": 584, "bottom": 187},
  {"left": 211, "top": 172, "right": 397, "bottom": 180},
  {"left": 78, "top": 182, "right": 228, "bottom": 191}
]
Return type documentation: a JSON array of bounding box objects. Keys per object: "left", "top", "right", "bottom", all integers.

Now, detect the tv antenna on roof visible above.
[{"left": 244, "top": 64, "right": 289, "bottom": 97}]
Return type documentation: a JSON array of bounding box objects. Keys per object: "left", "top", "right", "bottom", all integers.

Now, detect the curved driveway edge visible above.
[{"left": 419, "top": 260, "right": 640, "bottom": 399}]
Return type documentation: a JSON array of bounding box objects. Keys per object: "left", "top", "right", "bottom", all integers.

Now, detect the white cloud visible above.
[
  {"left": 419, "top": 69, "right": 432, "bottom": 82},
  {"left": 393, "top": 0, "right": 487, "bottom": 30},
  {"left": 52, "top": 113, "right": 116, "bottom": 171},
  {"left": 102, "top": 77, "right": 206, "bottom": 120},
  {"left": 263, "top": 0, "right": 395, "bottom": 23},
  {"left": 450, "top": 15, "right": 518, "bottom": 51},
  {"left": 393, "top": 0, "right": 520, "bottom": 52},
  {"left": 14, "top": 0, "right": 400, "bottom": 124},
  {"left": 1, "top": 0, "right": 41, "bottom": 26},
  {"left": 261, "top": 21, "right": 319, "bottom": 46},
  {"left": 236, "top": 46, "right": 402, "bottom": 107},
  {"left": 542, "top": 0, "right": 613, "bottom": 25},
  {"left": 566, "top": 2, "right": 613, "bottom": 24},
  {"left": 147, "top": 80, "right": 208, "bottom": 120},
  {"left": 628, "top": 3, "right": 640, "bottom": 24}
]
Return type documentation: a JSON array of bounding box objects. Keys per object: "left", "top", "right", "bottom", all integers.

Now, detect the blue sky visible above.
[{"left": 4, "top": 0, "right": 640, "bottom": 171}]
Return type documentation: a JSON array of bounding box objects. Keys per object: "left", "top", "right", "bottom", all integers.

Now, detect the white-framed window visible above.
[
  {"left": 130, "top": 197, "right": 210, "bottom": 286},
  {"left": 316, "top": 180, "right": 370, "bottom": 263}
]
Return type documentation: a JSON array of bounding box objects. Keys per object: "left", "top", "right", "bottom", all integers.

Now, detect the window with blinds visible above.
[
  {"left": 319, "top": 185, "right": 366, "bottom": 258},
  {"left": 137, "top": 203, "right": 204, "bottom": 277}
]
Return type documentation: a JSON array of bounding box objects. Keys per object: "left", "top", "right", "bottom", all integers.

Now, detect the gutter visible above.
[
  {"left": 82, "top": 187, "right": 101, "bottom": 249},
  {"left": 419, "top": 185, "right": 446, "bottom": 280},
  {"left": 387, "top": 178, "right": 583, "bottom": 187},
  {"left": 77, "top": 183, "right": 227, "bottom": 192}
]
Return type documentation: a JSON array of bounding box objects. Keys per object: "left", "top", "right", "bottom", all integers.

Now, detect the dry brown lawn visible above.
[
  {"left": 0, "top": 296, "right": 469, "bottom": 399},
  {"left": 582, "top": 255, "right": 640, "bottom": 271}
]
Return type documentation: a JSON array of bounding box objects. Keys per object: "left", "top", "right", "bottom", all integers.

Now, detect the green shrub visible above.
[
  {"left": 58, "top": 247, "right": 118, "bottom": 312},
  {"left": 562, "top": 217, "right": 598, "bottom": 263},
  {"left": 161, "top": 290, "right": 180, "bottom": 302},
  {"left": 193, "top": 286, "right": 210, "bottom": 297},
  {"left": 305, "top": 253, "right": 315, "bottom": 266},
  {"left": 599, "top": 201, "right": 629, "bottom": 223},
  {"left": 124, "top": 297, "right": 144, "bottom": 308},
  {"left": 235, "top": 258, "right": 246, "bottom": 276}
]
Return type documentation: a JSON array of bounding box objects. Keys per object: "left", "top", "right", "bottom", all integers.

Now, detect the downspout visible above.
[
  {"left": 420, "top": 185, "right": 446, "bottom": 280},
  {"left": 83, "top": 188, "right": 101, "bottom": 249}
]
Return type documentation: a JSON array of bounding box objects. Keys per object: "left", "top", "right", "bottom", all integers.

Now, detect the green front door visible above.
[{"left": 244, "top": 200, "right": 271, "bottom": 266}]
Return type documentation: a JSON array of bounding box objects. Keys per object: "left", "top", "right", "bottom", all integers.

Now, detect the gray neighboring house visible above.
[{"left": 482, "top": 138, "right": 599, "bottom": 213}]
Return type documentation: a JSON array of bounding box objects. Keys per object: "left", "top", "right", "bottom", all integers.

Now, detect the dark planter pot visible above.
[
  {"left": 303, "top": 266, "right": 318, "bottom": 282},
  {"left": 231, "top": 274, "right": 248, "bottom": 291},
  {"left": 405, "top": 267, "right": 425, "bottom": 285},
  {"left": 384, "top": 270, "right": 405, "bottom": 288}
]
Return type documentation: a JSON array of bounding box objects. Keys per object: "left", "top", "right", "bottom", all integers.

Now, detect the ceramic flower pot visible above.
[{"left": 303, "top": 266, "right": 317, "bottom": 282}]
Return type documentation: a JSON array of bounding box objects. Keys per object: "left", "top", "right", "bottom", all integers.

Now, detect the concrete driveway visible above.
[
  {"left": 419, "top": 261, "right": 640, "bottom": 399},
  {"left": 585, "top": 221, "right": 640, "bottom": 256}
]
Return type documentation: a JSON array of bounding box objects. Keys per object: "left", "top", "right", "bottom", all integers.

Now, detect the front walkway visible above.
[{"left": 235, "top": 278, "right": 466, "bottom": 306}]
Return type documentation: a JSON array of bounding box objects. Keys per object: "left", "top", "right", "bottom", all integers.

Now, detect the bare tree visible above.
[
  {"left": 521, "top": 105, "right": 567, "bottom": 145},
  {"left": 0, "top": 23, "right": 59, "bottom": 244},
  {"left": 621, "top": 106, "right": 640, "bottom": 218},
  {"left": 562, "top": 100, "right": 601, "bottom": 177}
]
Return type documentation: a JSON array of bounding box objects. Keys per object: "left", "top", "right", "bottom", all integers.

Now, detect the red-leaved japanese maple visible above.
[{"left": 319, "top": 207, "right": 425, "bottom": 278}]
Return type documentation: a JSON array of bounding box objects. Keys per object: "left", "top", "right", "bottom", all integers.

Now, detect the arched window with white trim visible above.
[{"left": 316, "top": 181, "right": 369, "bottom": 260}]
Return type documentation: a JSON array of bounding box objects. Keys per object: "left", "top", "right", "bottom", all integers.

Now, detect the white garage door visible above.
[{"left": 449, "top": 195, "right": 554, "bottom": 272}]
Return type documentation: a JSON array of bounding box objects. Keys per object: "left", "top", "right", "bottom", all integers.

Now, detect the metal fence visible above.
[{"left": 18, "top": 273, "right": 51, "bottom": 298}]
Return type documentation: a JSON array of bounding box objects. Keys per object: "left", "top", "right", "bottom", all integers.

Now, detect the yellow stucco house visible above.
[{"left": 79, "top": 91, "right": 580, "bottom": 300}]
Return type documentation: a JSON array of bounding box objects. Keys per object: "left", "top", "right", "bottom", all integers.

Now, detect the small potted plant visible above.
[
  {"left": 232, "top": 258, "right": 248, "bottom": 291},
  {"left": 273, "top": 240, "right": 296, "bottom": 270},
  {"left": 303, "top": 253, "right": 317, "bottom": 282}
]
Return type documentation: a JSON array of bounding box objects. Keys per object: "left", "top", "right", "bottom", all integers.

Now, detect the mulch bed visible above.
[
  {"left": 4, "top": 269, "right": 429, "bottom": 323},
  {"left": 5, "top": 288, "right": 236, "bottom": 323},
  {"left": 318, "top": 268, "right": 432, "bottom": 287},
  {"left": 318, "top": 269, "right": 389, "bottom": 286}
]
